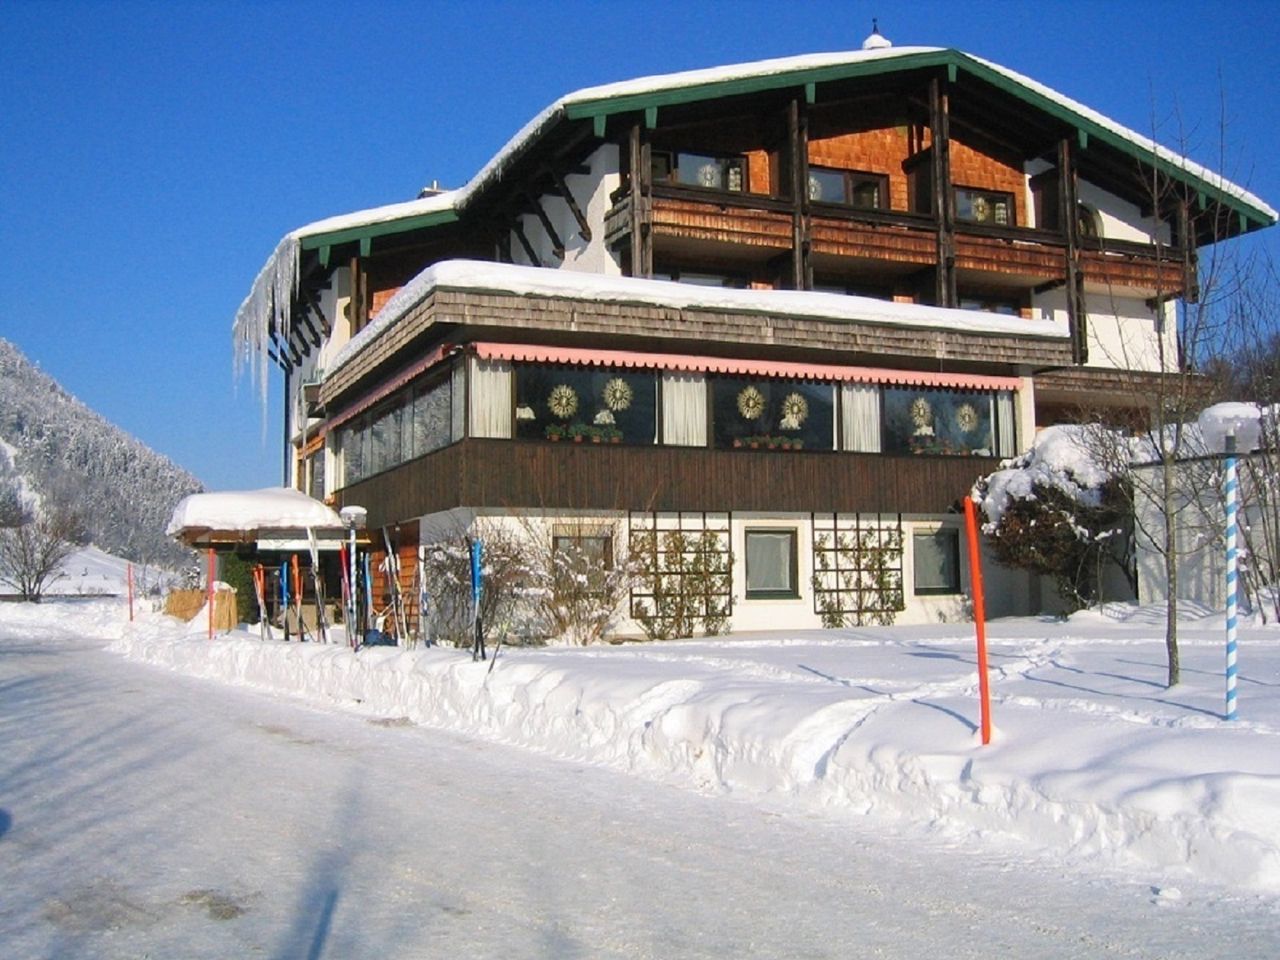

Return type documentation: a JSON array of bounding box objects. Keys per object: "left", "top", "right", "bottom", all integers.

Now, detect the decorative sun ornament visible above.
[
  {"left": 955, "top": 402, "right": 979, "bottom": 434},
  {"left": 697, "top": 162, "right": 721, "bottom": 189},
  {"left": 910, "top": 396, "right": 933, "bottom": 432},
  {"left": 548, "top": 384, "right": 579, "bottom": 420},
  {"left": 737, "top": 385, "right": 765, "bottom": 421},
  {"left": 807, "top": 174, "right": 823, "bottom": 201},
  {"left": 603, "top": 377, "right": 633, "bottom": 412},
  {"left": 780, "top": 392, "right": 809, "bottom": 431},
  {"left": 971, "top": 196, "right": 990, "bottom": 222}
]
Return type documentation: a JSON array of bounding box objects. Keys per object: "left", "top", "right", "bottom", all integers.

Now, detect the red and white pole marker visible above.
[
  {"left": 963, "top": 495, "right": 993, "bottom": 745},
  {"left": 207, "top": 548, "right": 215, "bottom": 640}
]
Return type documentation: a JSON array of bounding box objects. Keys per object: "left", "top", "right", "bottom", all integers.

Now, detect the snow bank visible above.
[{"left": 107, "top": 609, "right": 1280, "bottom": 894}]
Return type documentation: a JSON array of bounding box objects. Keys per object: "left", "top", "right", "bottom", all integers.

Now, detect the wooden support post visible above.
[
  {"left": 788, "top": 96, "right": 812, "bottom": 290},
  {"left": 1058, "top": 137, "right": 1088, "bottom": 364},
  {"left": 627, "top": 121, "right": 652, "bottom": 277},
  {"left": 929, "top": 74, "right": 956, "bottom": 308}
]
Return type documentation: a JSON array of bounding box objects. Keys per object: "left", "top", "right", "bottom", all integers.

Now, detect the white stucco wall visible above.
[
  {"left": 1034, "top": 287, "right": 1177, "bottom": 373},
  {"left": 509, "top": 144, "right": 621, "bottom": 275}
]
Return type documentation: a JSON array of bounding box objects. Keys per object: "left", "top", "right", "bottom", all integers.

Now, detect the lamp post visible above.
[
  {"left": 339, "top": 505, "right": 367, "bottom": 648},
  {"left": 1197, "top": 403, "right": 1262, "bottom": 720}
]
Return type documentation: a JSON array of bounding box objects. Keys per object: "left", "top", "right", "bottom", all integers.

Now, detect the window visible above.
[
  {"left": 652, "top": 151, "right": 748, "bottom": 193},
  {"left": 955, "top": 187, "right": 1014, "bottom": 226},
  {"left": 553, "top": 534, "right": 613, "bottom": 569},
  {"left": 913, "top": 528, "right": 961, "bottom": 595},
  {"left": 711, "top": 377, "right": 834, "bottom": 451},
  {"left": 883, "top": 388, "right": 997, "bottom": 457},
  {"left": 514, "top": 364, "right": 657, "bottom": 444},
  {"left": 745, "top": 529, "right": 799, "bottom": 599},
  {"left": 807, "top": 167, "right": 889, "bottom": 210}
]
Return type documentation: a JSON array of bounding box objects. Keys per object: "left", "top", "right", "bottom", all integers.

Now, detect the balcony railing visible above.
[{"left": 606, "top": 188, "right": 1188, "bottom": 294}]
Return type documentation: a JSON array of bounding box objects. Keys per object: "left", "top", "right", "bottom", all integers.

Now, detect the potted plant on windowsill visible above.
[
  {"left": 545, "top": 424, "right": 565, "bottom": 442},
  {"left": 568, "top": 422, "right": 589, "bottom": 443}
]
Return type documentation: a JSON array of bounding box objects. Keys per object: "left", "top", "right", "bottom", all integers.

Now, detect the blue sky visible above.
[{"left": 3, "top": 0, "right": 1278, "bottom": 491}]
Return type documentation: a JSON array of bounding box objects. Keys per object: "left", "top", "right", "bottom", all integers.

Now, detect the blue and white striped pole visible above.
[{"left": 1224, "top": 433, "right": 1239, "bottom": 721}]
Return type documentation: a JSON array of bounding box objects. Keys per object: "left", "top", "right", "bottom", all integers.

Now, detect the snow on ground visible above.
[{"left": 96, "top": 599, "right": 1280, "bottom": 899}]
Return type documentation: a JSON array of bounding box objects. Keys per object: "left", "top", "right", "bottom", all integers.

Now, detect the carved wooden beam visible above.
[
  {"left": 512, "top": 219, "right": 543, "bottom": 267},
  {"left": 300, "top": 286, "right": 331, "bottom": 338},
  {"left": 548, "top": 168, "right": 592, "bottom": 242},
  {"left": 524, "top": 191, "right": 565, "bottom": 260}
]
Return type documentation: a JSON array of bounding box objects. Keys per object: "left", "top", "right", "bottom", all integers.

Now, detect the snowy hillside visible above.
[
  {"left": 108, "top": 601, "right": 1280, "bottom": 898},
  {"left": 0, "top": 337, "right": 202, "bottom": 567}
]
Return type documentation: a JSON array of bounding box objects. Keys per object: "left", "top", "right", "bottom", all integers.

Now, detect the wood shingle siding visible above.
[
  {"left": 337, "top": 439, "right": 992, "bottom": 530},
  {"left": 320, "top": 285, "right": 1070, "bottom": 407}
]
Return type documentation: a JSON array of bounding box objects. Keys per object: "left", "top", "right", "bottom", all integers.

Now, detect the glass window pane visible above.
[
  {"left": 712, "top": 377, "right": 833, "bottom": 450},
  {"left": 746, "top": 530, "right": 796, "bottom": 596},
  {"left": 514, "top": 364, "right": 657, "bottom": 444},
  {"left": 883, "top": 388, "right": 995, "bottom": 456},
  {"left": 678, "top": 153, "right": 723, "bottom": 189},
  {"left": 914, "top": 529, "right": 960, "bottom": 594},
  {"left": 808, "top": 168, "right": 846, "bottom": 203}
]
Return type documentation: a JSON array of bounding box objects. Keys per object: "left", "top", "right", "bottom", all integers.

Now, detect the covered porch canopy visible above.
[{"left": 167, "top": 487, "right": 359, "bottom": 552}]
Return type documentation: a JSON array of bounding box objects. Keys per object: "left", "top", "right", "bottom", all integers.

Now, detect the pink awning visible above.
[
  {"left": 472, "top": 342, "right": 1021, "bottom": 391},
  {"left": 325, "top": 344, "right": 453, "bottom": 431}
]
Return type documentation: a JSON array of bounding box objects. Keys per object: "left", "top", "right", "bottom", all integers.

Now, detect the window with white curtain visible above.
[
  {"left": 662, "top": 372, "right": 708, "bottom": 447},
  {"left": 469, "top": 358, "right": 513, "bottom": 439},
  {"left": 841, "top": 383, "right": 882, "bottom": 452},
  {"left": 745, "top": 528, "right": 799, "bottom": 598}
]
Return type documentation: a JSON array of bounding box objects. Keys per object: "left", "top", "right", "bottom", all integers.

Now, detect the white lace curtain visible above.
[
  {"left": 841, "top": 384, "right": 881, "bottom": 452},
  {"left": 662, "top": 372, "right": 707, "bottom": 446},
  {"left": 468, "top": 359, "right": 512, "bottom": 439}
]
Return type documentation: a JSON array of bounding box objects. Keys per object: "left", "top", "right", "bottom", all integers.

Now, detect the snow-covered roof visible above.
[
  {"left": 233, "top": 45, "right": 1276, "bottom": 388},
  {"left": 326, "top": 259, "right": 1067, "bottom": 380},
  {"left": 167, "top": 487, "right": 344, "bottom": 540}
]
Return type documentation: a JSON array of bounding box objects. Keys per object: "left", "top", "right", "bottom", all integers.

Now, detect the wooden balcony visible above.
[
  {"left": 607, "top": 191, "right": 1187, "bottom": 294},
  {"left": 336, "top": 438, "right": 995, "bottom": 530}
]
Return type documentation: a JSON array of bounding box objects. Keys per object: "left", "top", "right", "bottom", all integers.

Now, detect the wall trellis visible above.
[
  {"left": 810, "top": 512, "right": 905, "bottom": 627},
  {"left": 629, "top": 511, "right": 733, "bottom": 639}
]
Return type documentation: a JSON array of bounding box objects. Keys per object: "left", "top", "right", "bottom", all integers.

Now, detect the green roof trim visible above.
[
  {"left": 564, "top": 48, "right": 1274, "bottom": 230},
  {"left": 297, "top": 208, "right": 460, "bottom": 252}
]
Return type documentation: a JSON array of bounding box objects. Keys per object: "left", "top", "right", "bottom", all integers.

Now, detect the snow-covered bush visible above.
[
  {"left": 518, "top": 518, "right": 636, "bottom": 645},
  {"left": 976, "top": 426, "right": 1133, "bottom": 610}
]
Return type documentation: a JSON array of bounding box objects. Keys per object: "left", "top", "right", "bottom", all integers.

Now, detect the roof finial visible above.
[{"left": 862, "top": 18, "right": 892, "bottom": 50}]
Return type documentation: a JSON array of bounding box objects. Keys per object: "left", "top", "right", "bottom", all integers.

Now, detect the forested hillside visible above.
[{"left": 0, "top": 338, "right": 202, "bottom": 568}]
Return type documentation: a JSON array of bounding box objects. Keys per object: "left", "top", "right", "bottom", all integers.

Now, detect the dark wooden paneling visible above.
[{"left": 338, "top": 440, "right": 989, "bottom": 529}]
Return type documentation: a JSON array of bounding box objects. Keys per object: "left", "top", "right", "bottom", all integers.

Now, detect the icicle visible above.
[{"left": 231, "top": 235, "right": 301, "bottom": 413}]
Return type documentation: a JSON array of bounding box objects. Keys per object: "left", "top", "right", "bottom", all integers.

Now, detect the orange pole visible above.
[
  {"left": 207, "top": 548, "right": 215, "bottom": 640},
  {"left": 127, "top": 562, "right": 134, "bottom": 622},
  {"left": 963, "top": 496, "right": 993, "bottom": 745}
]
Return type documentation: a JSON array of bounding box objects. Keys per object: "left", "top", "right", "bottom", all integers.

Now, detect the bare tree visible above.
[
  {"left": 1069, "top": 82, "right": 1271, "bottom": 686},
  {"left": 0, "top": 503, "right": 84, "bottom": 602}
]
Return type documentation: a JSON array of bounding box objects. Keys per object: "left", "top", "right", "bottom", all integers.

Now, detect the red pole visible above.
[
  {"left": 127, "top": 563, "right": 134, "bottom": 622},
  {"left": 207, "top": 548, "right": 215, "bottom": 640},
  {"left": 963, "top": 496, "right": 993, "bottom": 745}
]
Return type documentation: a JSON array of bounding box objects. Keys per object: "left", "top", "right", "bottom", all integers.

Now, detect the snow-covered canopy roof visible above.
[
  {"left": 167, "top": 487, "right": 345, "bottom": 547},
  {"left": 233, "top": 45, "right": 1277, "bottom": 388}
]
